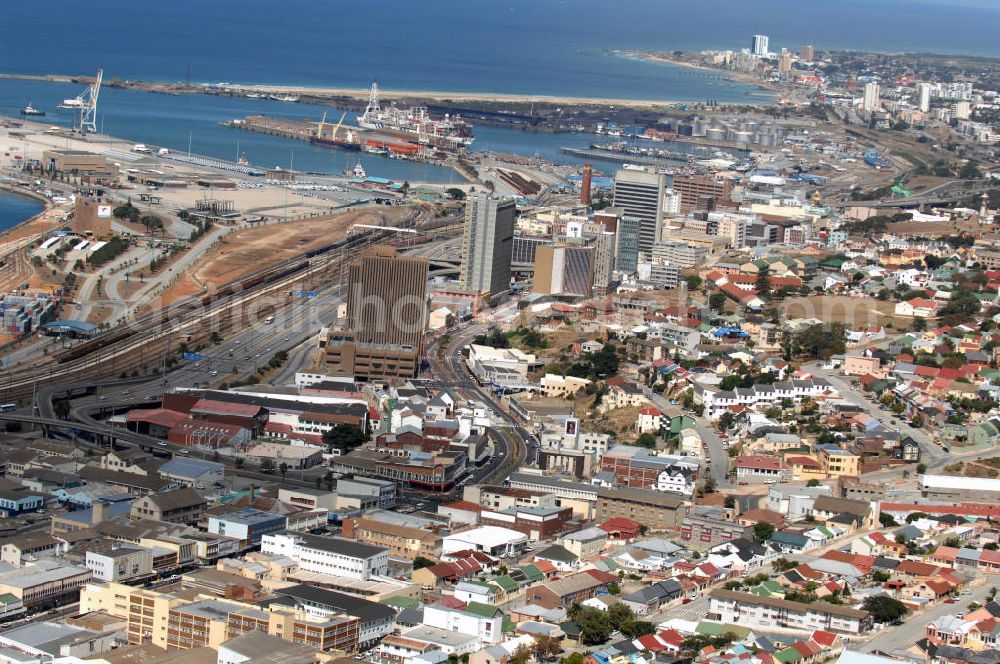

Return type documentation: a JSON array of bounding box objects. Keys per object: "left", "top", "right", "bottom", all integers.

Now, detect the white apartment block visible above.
[
  {"left": 694, "top": 379, "right": 835, "bottom": 420},
  {"left": 423, "top": 604, "right": 503, "bottom": 646},
  {"left": 709, "top": 590, "right": 872, "bottom": 635},
  {"left": 261, "top": 533, "right": 388, "bottom": 580}
]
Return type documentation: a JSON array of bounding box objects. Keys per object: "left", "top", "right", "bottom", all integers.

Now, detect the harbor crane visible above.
[
  {"left": 59, "top": 69, "right": 103, "bottom": 134},
  {"left": 314, "top": 111, "right": 349, "bottom": 142}
]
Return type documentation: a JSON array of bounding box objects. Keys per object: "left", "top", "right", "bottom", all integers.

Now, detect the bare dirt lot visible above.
[
  {"left": 157, "top": 207, "right": 412, "bottom": 307},
  {"left": 780, "top": 295, "right": 901, "bottom": 328}
]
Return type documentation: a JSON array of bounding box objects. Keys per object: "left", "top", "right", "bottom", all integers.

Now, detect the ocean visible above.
[
  {"left": 0, "top": 190, "right": 42, "bottom": 233},
  {"left": 0, "top": 0, "right": 997, "bottom": 223},
  {"left": 2, "top": 0, "right": 996, "bottom": 99}
]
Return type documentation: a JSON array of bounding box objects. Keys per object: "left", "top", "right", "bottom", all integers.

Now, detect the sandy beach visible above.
[{"left": 0, "top": 72, "right": 767, "bottom": 109}]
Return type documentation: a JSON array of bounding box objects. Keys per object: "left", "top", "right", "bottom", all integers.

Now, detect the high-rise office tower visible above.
[
  {"left": 799, "top": 44, "right": 815, "bottom": 61},
  {"left": 612, "top": 168, "right": 666, "bottom": 258},
  {"left": 591, "top": 232, "right": 616, "bottom": 296},
  {"left": 321, "top": 245, "right": 428, "bottom": 380},
  {"left": 671, "top": 175, "right": 733, "bottom": 214},
  {"left": 615, "top": 215, "right": 642, "bottom": 274},
  {"left": 863, "top": 81, "right": 881, "bottom": 113},
  {"left": 916, "top": 82, "right": 932, "bottom": 113},
  {"left": 778, "top": 52, "right": 792, "bottom": 74},
  {"left": 534, "top": 245, "right": 594, "bottom": 297},
  {"left": 751, "top": 34, "right": 769, "bottom": 56},
  {"left": 459, "top": 193, "right": 515, "bottom": 301}
]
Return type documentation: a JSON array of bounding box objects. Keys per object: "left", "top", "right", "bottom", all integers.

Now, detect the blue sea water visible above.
[
  {"left": 0, "top": 0, "right": 997, "bottom": 188},
  {"left": 2, "top": 0, "right": 997, "bottom": 100},
  {"left": 0, "top": 190, "right": 42, "bottom": 233}
]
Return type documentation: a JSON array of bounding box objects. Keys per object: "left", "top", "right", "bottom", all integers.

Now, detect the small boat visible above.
[
  {"left": 20, "top": 102, "right": 44, "bottom": 117},
  {"left": 349, "top": 162, "right": 366, "bottom": 179}
]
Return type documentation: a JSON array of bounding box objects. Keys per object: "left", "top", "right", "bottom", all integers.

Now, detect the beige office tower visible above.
[
  {"left": 534, "top": 245, "right": 594, "bottom": 297},
  {"left": 459, "top": 193, "right": 516, "bottom": 303},
  {"left": 779, "top": 52, "right": 792, "bottom": 74},
  {"left": 321, "top": 245, "right": 428, "bottom": 380},
  {"left": 591, "top": 232, "right": 616, "bottom": 296}
]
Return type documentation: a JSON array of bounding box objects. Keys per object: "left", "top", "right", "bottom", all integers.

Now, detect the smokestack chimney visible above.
[
  {"left": 92, "top": 500, "right": 109, "bottom": 525},
  {"left": 580, "top": 164, "right": 592, "bottom": 206}
]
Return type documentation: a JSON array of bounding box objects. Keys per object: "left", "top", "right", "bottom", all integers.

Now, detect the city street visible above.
[
  {"left": 862, "top": 583, "right": 994, "bottom": 654},
  {"left": 642, "top": 384, "right": 730, "bottom": 487}
]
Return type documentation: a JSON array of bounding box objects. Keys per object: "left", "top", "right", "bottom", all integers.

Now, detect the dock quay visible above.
[
  {"left": 221, "top": 115, "right": 453, "bottom": 160},
  {"left": 221, "top": 115, "right": 347, "bottom": 142},
  {"left": 559, "top": 146, "right": 691, "bottom": 167}
]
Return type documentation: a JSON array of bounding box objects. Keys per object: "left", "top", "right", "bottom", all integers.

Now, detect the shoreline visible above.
[
  {"left": 0, "top": 184, "right": 50, "bottom": 237},
  {"left": 0, "top": 71, "right": 774, "bottom": 109},
  {"left": 623, "top": 50, "right": 786, "bottom": 95}
]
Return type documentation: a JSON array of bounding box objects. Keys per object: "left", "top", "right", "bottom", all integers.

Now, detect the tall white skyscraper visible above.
[
  {"left": 863, "top": 81, "right": 881, "bottom": 113},
  {"left": 916, "top": 82, "right": 931, "bottom": 113},
  {"left": 751, "top": 34, "right": 769, "bottom": 56}
]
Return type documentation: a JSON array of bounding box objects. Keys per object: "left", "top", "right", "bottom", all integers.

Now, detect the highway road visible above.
[{"left": 423, "top": 320, "right": 534, "bottom": 487}]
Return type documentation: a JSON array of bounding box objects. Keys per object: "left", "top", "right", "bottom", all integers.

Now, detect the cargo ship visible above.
[
  {"left": 357, "top": 82, "right": 473, "bottom": 149},
  {"left": 309, "top": 111, "right": 361, "bottom": 151}
]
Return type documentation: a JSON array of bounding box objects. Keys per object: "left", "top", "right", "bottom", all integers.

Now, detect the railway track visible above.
[{"left": 0, "top": 228, "right": 388, "bottom": 401}]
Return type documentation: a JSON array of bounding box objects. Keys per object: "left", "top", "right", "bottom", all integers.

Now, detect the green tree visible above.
[
  {"left": 607, "top": 603, "right": 635, "bottom": 632},
  {"left": 509, "top": 645, "right": 532, "bottom": 664},
  {"left": 682, "top": 633, "right": 738, "bottom": 655},
  {"left": 413, "top": 556, "right": 435, "bottom": 569},
  {"left": 634, "top": 432, "right": 658, "bottom": 449},
  {"left": 772, "top": 557, "right": 797, "bottom": 572},
  {"left": 862, "top": 595, "right": 907, "bottom": 623},
  {"left": 916, "top": 463, "right": 927, "bottom": 474},
  {"left": 322, "top": 424, "right": 367, "bottom": 453},
  {"left": 446, "top": 187, "right": 466, "bottom": 200},
  {"left": 807, "top": 479, "right": 821, "bottom": 487},
  {"left": 754, "top": 521, "right": 775, "bottom": 543},
  {"left": 561, "top": 654, "right": 584, "bottom": 664},
  {"left": 279, "top": 462, "right": 289, "bottom": 483},
  {"left": 718, "top": 411, "right": 735, "bottom": 431},
  {"left": 140, "top": 215, "right": 163, "bottom": 234},
  {"left": 709, "top": 293, "right": 727, "bottom": 312},
  {"left": 575, "top": 607, "right": 612, "bottom": 645},
  {"left": 755, "top": 266, "right": 771, "bottom": 295},
  {"left": 960, "top": 160, "right": 983, "bottom": 180},
  {"left": 531, "top": 635, "right": 563, "bottom": 662},
  {"left": 53, "top": 398, "right": 71, "bottom": 420},
  {"left": 685, "top": 275, "right": 702, "bottom": 291},
  {"left": 879, "top": 512, "right": 897, "bottom": 527}
]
